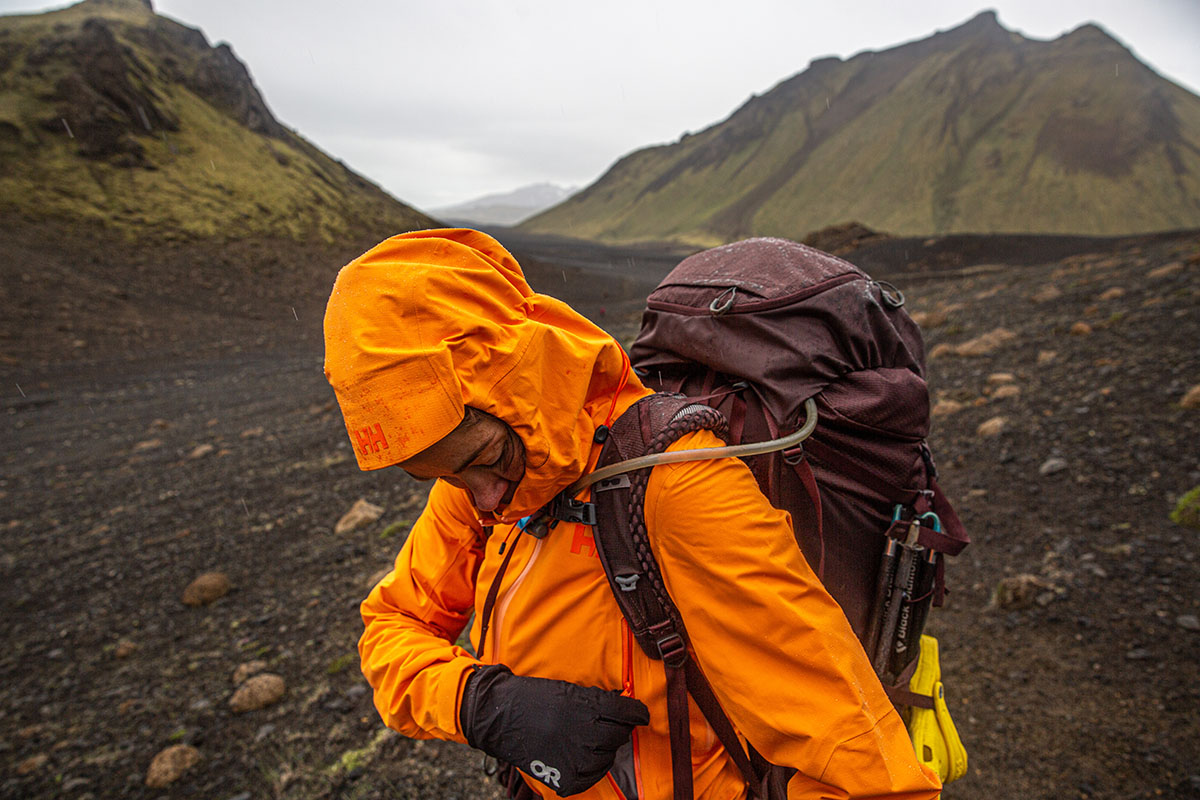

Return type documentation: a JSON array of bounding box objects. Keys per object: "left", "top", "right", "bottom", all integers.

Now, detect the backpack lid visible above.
[{"left": 632, "top": 238, "right": 926, "bottom": 431}]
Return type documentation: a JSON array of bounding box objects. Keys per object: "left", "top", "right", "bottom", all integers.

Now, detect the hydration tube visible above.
[{"left": 567, "top": 397, "right": 819, "bottom": 496}]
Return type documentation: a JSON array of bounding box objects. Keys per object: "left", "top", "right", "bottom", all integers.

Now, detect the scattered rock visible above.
[
  {"left": 992, "top": 385, "right": 1021, "bottom": 400},
  {"left": 1037, "top": 350, "right": 1058, "bottom": 365},
  {"left": 928, "top": 343, "right": 954, "bottom": 359},
  {"left": 188, "top": 443, "right": 215, "bottom": 459},
  {"left": 16, "top": 753, "right": 48, "bottom": 775},
  {"left": 1039, "top": 458, "right": 1068, "bottom": 476},
  {"left": 910, "top": 310, "right": 948, "bottom": 329},
  {"left": 149, "top": 418, "right": 170, "bottom": 430},
  {"left": 977, "top": 416, "right": 1007, "bottom": 437},
  {"left": 232, "top": 660, "right": 268, "bottom": 685},
  {"left": 1098, "top": 287, "right": 1126, "bottom": 301},
  {"left": 114, "top": 639, "right": 137, "bottom": 659},
  {"left": 1125, "top": 648, "right": 1152, "bottom": 661},
  {"left": 1180, "top": 385, "right": 1200, "bottom": 409},
  {"left": 133, "top": 438, "right": 162, "bottom": 452},
  {"left": 987, "top": 372, "right": 1016, "bottom": 385},
  {"left": 229, "top": 673, "right": 286, "bottom": 712},
  {"left": 240, "top": 426, "right": 265, "bottom": 438},
  {"left": 1147, "top": 261, "right": 1183, "bottom": 279},
  {"left": 254, "top": 724, "right": 277, "bottom": 743},
  {"left": 955, "top": 327, "right": 1017, "bottom": 357},
  {"left": 1032, "top": 285, "right": 1063, "bottom": 303},
  {"left": 335, "top": 499, "right": 385, "bottom": 535},
  {"left": 932, "top": 399, "right": 965, "bottom": 417},
  {"left": 145, "top": 744, "right": 201, "bottom": 788},
  {"left": 1069, "top": 321, "right": 1093, "bottom": 336},
  {"left": 1177, "top": 615, "right": 1200, "bottom": 632},
  {"left": 182, "top": 572, "right": 232, "bottom": 607},
  {"left": 991, "top": 574, "right": 1054, "bottom": 610}
]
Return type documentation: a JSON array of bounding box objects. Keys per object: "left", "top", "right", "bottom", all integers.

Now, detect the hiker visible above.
[{"left": 323, "top": 228, "right": 942, "bottom": 799}]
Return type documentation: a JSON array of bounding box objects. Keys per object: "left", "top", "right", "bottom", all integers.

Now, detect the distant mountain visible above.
[
  {"left": 0, "top": 0, "right": 436, "bottom": 241},
  {"left": 521, "top": 11, "right": 1200, "bottom": 245},
  {"left": 431, "top": 182, "right": 576, "bottom": 227}
]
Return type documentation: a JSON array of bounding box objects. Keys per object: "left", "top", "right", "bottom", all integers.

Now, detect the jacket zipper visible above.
[{"left": 489, "top": 535, "right": 543, "bottom": 665}]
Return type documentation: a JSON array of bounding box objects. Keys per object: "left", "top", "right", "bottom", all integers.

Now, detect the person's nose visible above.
[{"left": 464, "top": 472, "right": 509, "bottom": 513}]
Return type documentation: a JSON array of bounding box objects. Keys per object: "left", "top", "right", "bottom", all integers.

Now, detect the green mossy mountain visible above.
[
  {"left": 0, "top": 0, "right": 435, "bottom": 241},
  {"left": 522, "top": 11, "right": 1200, "bottom": 246}
]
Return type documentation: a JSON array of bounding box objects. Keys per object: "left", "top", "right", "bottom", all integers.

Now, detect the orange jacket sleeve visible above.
[
  {"left": 645, "top": 431, "right": 942, "bottom": 799},
  {"left": 358, "top": 480, "right": 483, "bottom": 743}
]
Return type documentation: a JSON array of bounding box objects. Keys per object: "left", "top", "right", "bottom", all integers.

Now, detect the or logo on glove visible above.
[
  {"left": 530, "top": 760, "right": 562, "bottom": 789},
  {"left": 460, "top": 664, "right": 651, "bottom": 796}
]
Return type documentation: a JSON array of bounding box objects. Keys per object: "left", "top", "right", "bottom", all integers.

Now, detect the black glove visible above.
[{"left": 460, "top": 664, "right": 650, "bottom": 796}]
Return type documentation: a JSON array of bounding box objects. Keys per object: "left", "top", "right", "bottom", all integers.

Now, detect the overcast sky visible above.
[{"left": 3, "top": 1, "right": 1199, "bottom": 213}]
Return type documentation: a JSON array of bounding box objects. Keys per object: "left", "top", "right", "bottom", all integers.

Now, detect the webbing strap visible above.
[
  {"left": 665, "top": 664, "right": 694, "bottom": 800},
  {"left": 683, "top": 662, "right": 760, "bottom": 790},
  {"left": 475, "top": 528, "right": 520, "bottom": 662},
  {"left": 786, "top": 456, "right": 825, "bottom": 579},
  {"left": 884, "top": 685, "right": 936, "bottom": 710}
]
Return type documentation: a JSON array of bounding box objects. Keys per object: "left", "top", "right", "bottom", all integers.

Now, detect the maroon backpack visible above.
[{"left": 587, "top": 237, "right": 969, "bottom": 799}]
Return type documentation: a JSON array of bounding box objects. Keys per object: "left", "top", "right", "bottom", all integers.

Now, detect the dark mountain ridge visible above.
[
  {"left": 0, "top": 0, "right": 435, "bottom": 241},
  {"left": 522, "top": 11, "right": 1200, "bottom": 245}
]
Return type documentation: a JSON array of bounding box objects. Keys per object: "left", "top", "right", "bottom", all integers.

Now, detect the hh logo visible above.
[
  {"left": 569, "top": 524, "right": 598, "bottom": 559},
  {"left": 355, "top": 423, "right": 389, "bottom": 456}
]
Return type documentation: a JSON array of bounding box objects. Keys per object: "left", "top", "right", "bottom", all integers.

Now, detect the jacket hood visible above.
[{"left": 324, "top": 228, "right": 645, "bottom": 522}]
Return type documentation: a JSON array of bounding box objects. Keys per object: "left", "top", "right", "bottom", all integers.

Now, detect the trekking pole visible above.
[
  {"left": 870, "top": 513, "right": 924, "bottom": 680},
  {"left": 864, "top": 538, "right": 899, "bottom": 658}
]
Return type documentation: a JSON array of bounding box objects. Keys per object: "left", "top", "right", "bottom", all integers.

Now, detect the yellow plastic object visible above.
[{"left": 907, "top": 635, "right": 968, "bottom": 784}]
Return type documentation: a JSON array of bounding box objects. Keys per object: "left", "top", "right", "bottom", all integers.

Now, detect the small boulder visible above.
[
  {"left": 230, "top": 673, "right": 286, "bottom": 712},
  {"left": 976, "top": 416, "right": 1007, "bottom": 437},
  {"left": 16, "top": 753, "right": 48, "bottom": 776},
  {"left": 1038, "top": 457, "right": 1068, "bottom": 476},
  {"left": 240, "top": 426, "right": 265, "bottom": 439},
  {"left": 955, "top": 327, "right": 1017, "bottom": 357},
  {"left": 992, "top": 385, "right": 1021, "bottom": 400},
  {"left": 1037, "top": 350, "right": 1058, "bottom": 365},
  {"left": 928, "top": 343, "right": 954, "bottom": 359},
  {"left": 114, "top": 639, "right": 137, "bottom": 659},
  {"left": 1098, "top": 287, "right": 1125, "bottom": 301},
  {"left": 931, "top": 399, "right": 965, "bottom": 417},
  {"left": 1180, "top": 385, "right": 1200, "bottom": 409},
  {"left": 986, "top": 372, "right": 1016, "bottom": 385},
  {"left": 1032, "top": 285, "right": 1062, "bottom": 303},
  {"left": 182, "top": 572, "right": 232, "bottom": 607},
  {"left": 990, "top": 574, "right": 1053, "bottom": 610},
  {"left": 145, "top": 744, "right": 201, "bottom": 788},
  {"left": 335, "top": 499, "right": 385, "bottom": 535},
  {"left": 910, "top": 310, "right": 948, "bottom": 329},
  {"left": 133, "top": 438, "right": 162, "bottom": 452},
  {"left": 188, "top": 443, "right": 215, "bottom": 459},
  {"left": 1069, "top": 321, "right": 1093, "bottom": 336},
  {"left": 1176, "top": 614, "right": 1200, "bottom": 632},
  {"left": 1147, "top": 261, "right": 1183, "bottom": 279},
  {"left": 232, "top": 660, "right": 268, "bottom": 686}
]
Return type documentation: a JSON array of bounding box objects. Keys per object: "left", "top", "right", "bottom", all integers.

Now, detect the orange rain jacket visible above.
[{"left": 324, "top": 229, "right": 942, "bottom": 800}]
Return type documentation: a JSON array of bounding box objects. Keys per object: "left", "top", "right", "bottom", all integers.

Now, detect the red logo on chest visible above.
[{"left": 569, "top": 524, "right": 598, "bottom": 558}]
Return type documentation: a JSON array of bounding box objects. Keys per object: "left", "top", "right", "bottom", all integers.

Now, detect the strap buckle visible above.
[
  {"left": 655, "top": 631, "right": 688, "bottom": 667},
  {"left": 548, "top": 494, "right": 597, "bottom": 526}
]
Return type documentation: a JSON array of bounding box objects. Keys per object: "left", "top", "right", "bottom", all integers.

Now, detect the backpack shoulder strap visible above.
[
  {"left": 592, "top": 394, "right": 767, "bottom": 799},
  {"left": 591, "top": 393, "right": 725, "bottom": 658}
]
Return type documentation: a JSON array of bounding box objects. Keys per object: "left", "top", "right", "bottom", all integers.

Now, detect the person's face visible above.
[{"left": 399, "top": 408, "right": 526, "bottom": 514}]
